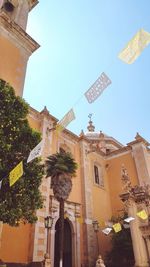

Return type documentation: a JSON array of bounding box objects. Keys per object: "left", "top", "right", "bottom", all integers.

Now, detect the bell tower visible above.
[{"left": 0, "top": 0, "right": 40, "bottom": 96}]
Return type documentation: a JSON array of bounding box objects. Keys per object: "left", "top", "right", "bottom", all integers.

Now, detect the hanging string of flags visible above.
[
  {"left": 112, "top": 222, "right": 122, "bottom": 233},
  {"left": 55, "top": 108, "right": 76, "bottom": 134},
  {"left": 53, "top": 28, "right": 150, "bottom": 133},
  {"left": 102, "top": 227, "right": 112, "bottom": 235},
  {"left": 84, "top": 72, "right": 112, "bottom": 104},
  {"left": 1, "top": 27, "right": 150, "bottom": 216},
  {"left": 0, "top": 139, "right": 44, "bottom": 189},
  {"left": 118, "top": 29, "right": 150, "bottom": 64},
  {"left": 9, "top": 161, "right": 23, "bottom": 187},
  {"left": 124, "top": 216, "right": 135, "bottom": 223},
  {"left": 64, "top": 209, "right": 148, "bottom": 235},
  {"left": 54, "top": 71, "right": 112, "bottom": 132},
  {"left": 137, "top": 209, "right": 148, "bottom": 220},
  {"left": 27, "top": 140, "right": 44, "bottom": 163}
]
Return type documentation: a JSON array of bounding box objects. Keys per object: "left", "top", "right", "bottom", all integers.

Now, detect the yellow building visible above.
[{"left": 0, "top": 1, "right": 150, "bottom": 267}]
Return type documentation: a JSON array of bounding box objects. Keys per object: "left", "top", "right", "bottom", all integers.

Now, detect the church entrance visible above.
[{"left": 54, "top": 218, "right": 72, "bottom": 267}]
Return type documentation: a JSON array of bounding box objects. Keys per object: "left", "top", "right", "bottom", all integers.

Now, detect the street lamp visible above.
[
  {"left": 92, "top": 220, "right": 100, "bottom": 254},
  {"left": 44, "top": 216, "right": 54, "bottom": 257}
]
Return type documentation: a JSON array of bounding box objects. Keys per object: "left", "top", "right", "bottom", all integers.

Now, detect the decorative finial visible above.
[
  {"left": 79, "top": 129, "right": 84, "bottom": 137},
  {"left": 41, "top": 106, "right": 49, "bottom": 116},
  {"left": 88, "top": 113, "right": 93, "bottom": 121},
  {"left": 99, "top": 130, "right": 104, "bottom": 138},
  {"left": 135, "top": 132, "right": 141, "bottom": 140},
  {"left": 87, "top": 114, "right": 95, "bottom": 132}
]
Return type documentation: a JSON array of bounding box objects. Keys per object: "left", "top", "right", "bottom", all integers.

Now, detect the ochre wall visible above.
[
  {"left": 106, "top": 152, "right": 138, "bottom": 214},
  {"left": 90, "top": 153, "right": 112, "bottom": 256},
  {"left": 0, "top": 35, "right": 26, "bottom": 97},
  {"left": 68, "top": 145, "right": 82, "bottom": 204},
  {"left": 0, "top": 223, "right": 32, "bottom": 263},
  {"left": 28, "top": 115, "right": 41, "bottom": 132},
  {"left": 90, "top": 155, "right": 112, "bottom": 220}
]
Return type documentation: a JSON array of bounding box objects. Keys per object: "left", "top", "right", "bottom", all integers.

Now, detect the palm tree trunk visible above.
[{"left": 59, "top": 199, "right": 64, "bottom": 267}]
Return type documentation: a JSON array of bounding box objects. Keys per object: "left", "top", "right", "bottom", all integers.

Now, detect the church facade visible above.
[{"left": 0, "top": 1, "right": 150, "bottom": 267}]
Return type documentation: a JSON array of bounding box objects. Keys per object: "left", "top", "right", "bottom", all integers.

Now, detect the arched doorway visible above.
[{"left": 54, "top": 218, "right": 72, "bottom": 267}]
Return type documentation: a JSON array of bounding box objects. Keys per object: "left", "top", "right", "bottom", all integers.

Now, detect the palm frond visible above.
[
  {"left": 45, "top": 151, "right": 77, "bottom": 201},
  {"left": 45, "top": 151, "right": 77, "bottom": 178}
]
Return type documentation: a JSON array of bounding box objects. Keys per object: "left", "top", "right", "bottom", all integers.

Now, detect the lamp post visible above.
[
  {"left": 92, "top": 220, "right": 100, "bottom": 254},
  {"left": 44, "top": 216, "right": 54, "bottom": 257}
]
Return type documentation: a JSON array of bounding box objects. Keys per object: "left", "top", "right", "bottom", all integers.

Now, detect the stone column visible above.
[
  {"left": 79, "top": 141, "right": 95, "bottom": 267},
  {"left": 128, "top": 200, "right": 149, "bottom": 267},
  {"left": 146, "top": 237, "right": 150, "bottom": 265},
  {"left": 44, "top": 254, "right": 51, "bottom": 267},
  {"left": 50, "top": 229, "right": 55, "bottom": 267}
]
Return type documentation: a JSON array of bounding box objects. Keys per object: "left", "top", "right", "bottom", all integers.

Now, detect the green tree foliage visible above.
[
  {"left": 0, "top": 79, "right": 44, "bottom": 226},
  {"left": 105, "top": 214, "right": 135, "bottom": 267}
]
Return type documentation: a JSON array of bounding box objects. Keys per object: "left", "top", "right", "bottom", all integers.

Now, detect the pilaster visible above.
[
  {"left": 131, "top": 143, "right": 150, "bottom": 185},
  {"left": 80, "top": 140, "right": 95, "bottom": 267},
  {"left": 32, "top": 112, "right": 53, "bottom": 262}
]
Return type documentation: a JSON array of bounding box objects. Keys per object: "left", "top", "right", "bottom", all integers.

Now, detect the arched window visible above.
[
  {"left": 93, "top": 164, "right": 104, "bottom": 187},
  {"left": 59, "top": 143, "right": 71, "bottom": 154}
]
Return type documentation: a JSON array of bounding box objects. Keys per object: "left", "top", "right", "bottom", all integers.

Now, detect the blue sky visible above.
[{"left": 24, "top": 0, "right": 150, "bottom": 145}]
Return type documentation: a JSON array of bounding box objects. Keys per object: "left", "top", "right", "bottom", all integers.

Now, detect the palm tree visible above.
[{"left": 45, "top": 151, "right": 77, "bottom": 267}]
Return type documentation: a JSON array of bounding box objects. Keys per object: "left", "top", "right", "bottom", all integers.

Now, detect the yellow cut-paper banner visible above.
[
  {"left": 118, "top": 29, "right": 150, "bottom": 64},
  {"left": 113, "top": 223, "right": 122, "bottom": 233},
  {"left": 55, "top": 124, "right": 64, "bottom": 134},
  {"left": 99, "top": 219, "right": 106, "bottom": 228},
  {"left": 76, "top": 217, "right": 83, "bottom": 224},
  {"left": 137, "top": 210, "right": 148, "bottom": 220},
  {"left": 9, "top": 161, "right": 23, "bottom": 187},
  {"left": 56, "top": 108, "right": 75, "bottom": 134}
]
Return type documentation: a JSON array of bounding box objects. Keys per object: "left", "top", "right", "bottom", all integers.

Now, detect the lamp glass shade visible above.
[
  {"left": 92, "top": 220, "right": 99, "bottom": 232},
  {"left": 44, "top": 216, "right": 53, "bottom": 229}
]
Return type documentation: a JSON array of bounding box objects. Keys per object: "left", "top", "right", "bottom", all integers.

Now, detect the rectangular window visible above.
[
  {"left": 94, "top": 165, "right": 100, "bottom": 185},
  {"left": 94, "top": 164, "right": 104, "bottom": 187}
]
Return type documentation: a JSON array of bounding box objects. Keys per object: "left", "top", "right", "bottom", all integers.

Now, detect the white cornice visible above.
[{"left": 0, "top": 11, "right": 40, "bottom": 55}]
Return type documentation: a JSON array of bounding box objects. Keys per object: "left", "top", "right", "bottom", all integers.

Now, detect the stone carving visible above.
[
  {"left": 43, "top": 253, "right": 51, "bottom": 267},
  {"left": 95, "top": 255, "right": 106, "bottom": 267},
  {"left": 121, "top": 164, "right": 132, "bottom": 193},
  {"left": 120, "top": 165, "right": 150, "bottom": 267},
  {"left": 121, "top": 165, "right": 150, "bottom": 206}
]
